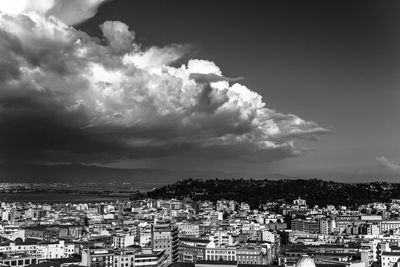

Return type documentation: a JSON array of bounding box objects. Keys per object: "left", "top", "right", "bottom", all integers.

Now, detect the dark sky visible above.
[
  {"left": 78, "top": 0, "right": 400, "bottom": 180},
  {"left": 0, "top": 0, "right": 400, "bottom": 181}
]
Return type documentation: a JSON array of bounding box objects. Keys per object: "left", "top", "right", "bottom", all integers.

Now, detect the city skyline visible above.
[{"left": 0, "top": 0, "right": 400, "bottom": 181}]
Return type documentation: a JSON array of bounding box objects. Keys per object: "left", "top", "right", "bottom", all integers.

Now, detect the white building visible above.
[
  {"left": 0, "top": 240, "right": 76, "bottom": 259},
  {"left": 178, "top": 223, "right": 200, "bottom": 237},
  {"left": 113, "top": 233, "right": 135, "bottom": 249},
  {"left": 205, "top": 241, "right": 236, "bottom": 261}
]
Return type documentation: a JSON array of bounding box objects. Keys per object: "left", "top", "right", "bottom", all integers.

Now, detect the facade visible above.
[
  {"left": 236, "top": 247, "right": 263, "bottom": 265},
  {"left": 0, "top": 255, "right": 38, "bottom": 267},
  {"left": 24, "top": 226, "right": 61, "bottom": 242},
  {"left": 291, "top": 219, "right": 320, "bottom": 233},
  {"left": 81, "top": 248, "right": 114, "bottom": 267},
  {"left": 205, "top": 243, "right": 236, "bottom": 261},
  {"left": 151, "top": 223, "right": 179, "bottom": 263},
  {"left": 381, "top": 252, "right": 400, "bottom": 267},
  {"left": 113, "top": 233, "right": 135, "bottom": 249},
  {"left": 134, "top": 248, "right": 168, "bottom": 267},
  {"left": 380, "top": 221, "right": 400, "bottom": 233},
  {"left": 279, "top": 244, "right": 369, "bottom": 267},
  {"left": 319, "top": 218, "right": 335, "bottom": 235},
  {"left": 0, "top": 240, "right": 76, "bottom": 259},
  {"left": 210, "top": 232, "right": 233, "bottom": 247},
  {"left": 114, "top": 251, "right": 136, "bottom": 267},
  {"left": 179, "top": 237, "right": 208, "bottom": 263},
  {"left": 178, "top": 224, "right": 200, "bottom": 237}
]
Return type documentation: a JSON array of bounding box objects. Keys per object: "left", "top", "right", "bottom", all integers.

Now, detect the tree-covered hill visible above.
[{"left": 145, "top": 178, "right": 400, "bottom": 208}]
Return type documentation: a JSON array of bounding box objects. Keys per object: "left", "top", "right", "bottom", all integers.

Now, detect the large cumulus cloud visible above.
[{"left": 0, "top": 5, "right": 329, "bottom": 165}]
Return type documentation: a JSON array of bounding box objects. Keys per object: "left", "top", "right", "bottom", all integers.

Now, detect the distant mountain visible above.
[
  {"left": 0, "top": 163, "right": 291, "bottom": 184},
  {"left": 145, "top": 178, "right": 400, "bottom": 208},
  {"left": 0, "top": 163, "right": 174, "bottom": 184}
]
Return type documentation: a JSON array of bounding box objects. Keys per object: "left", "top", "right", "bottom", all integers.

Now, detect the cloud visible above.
[
  {"left": 100, "top": 21, "right": 135, "bottom": 55},
  {"left": 0, "top": 3, "right": 329, "bottom": 165},
  {"left": 377, "top": 156, "right": 400, "bottom": 173},
  {"left": 0, "top": 0, "right": 108, "bottom": 25}
]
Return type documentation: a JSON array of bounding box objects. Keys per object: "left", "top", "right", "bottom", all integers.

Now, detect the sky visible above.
[{"left": 0, "top": 0, "right": 399, "bottom": 182}]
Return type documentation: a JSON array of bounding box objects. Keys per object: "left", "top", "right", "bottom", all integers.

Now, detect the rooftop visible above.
[{"left": 196, "top": 260, "right": 237, "bottom": 265}]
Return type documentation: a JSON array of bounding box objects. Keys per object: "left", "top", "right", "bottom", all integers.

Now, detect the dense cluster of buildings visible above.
[{"left": 0, "top": 196, "right": 400, "bottom": 267}]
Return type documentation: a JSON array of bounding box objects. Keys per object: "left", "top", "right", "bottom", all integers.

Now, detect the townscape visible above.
[
  {"left": 0, "top": 1, "right": 399, "bottom": 267},
  {"left": 1, "top": 188, "right": 400, "bottom": 267}
]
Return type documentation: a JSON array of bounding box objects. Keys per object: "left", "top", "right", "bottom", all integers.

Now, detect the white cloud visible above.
[
  {"left": 0, "top": 0, "right": 54, "bottom": 15},
  {"left": 100, "top": 21, "right": 135, "bottom": 55},
  {"left": 123, "top": 44, "right": 190, "bottom": 69},
  {"left": 377, "top": 156, "right": 400, "bottom": 173},
  {"left": 0, "top": 0, "right": 108, "bottom": 25},
  {"left": 0, "top": 5, "right": 329, "bottom": 163}
]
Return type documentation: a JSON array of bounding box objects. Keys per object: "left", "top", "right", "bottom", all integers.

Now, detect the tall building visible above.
[
  {"left": 151, "top": 222, "right": 179, "bottom": 263},
  {"left": 291, "top": 219, "right": 319, "bottom": 233}
]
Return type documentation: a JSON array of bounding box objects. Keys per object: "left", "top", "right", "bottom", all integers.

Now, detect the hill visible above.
[{"left": 146, "top": 178, "right": 400, "bottom": 208}]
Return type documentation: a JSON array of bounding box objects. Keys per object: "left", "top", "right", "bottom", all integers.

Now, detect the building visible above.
[
  {"left": 81, "top": 248, "right": 114, "bottom": 267},
  {"left": 179, "top": 237, "right": 208, "bottom": 263},
  {"left": 381, "top": 252, "right": 400, "bottom": 267},
  {"left": 380, "top": 221, "right": 400, "bottom": 234},
  {"left": 178, "top": 224, "right": 200, "bottom": 237},
  {"left": 151, "top": 222, "right": 179, "bottom": 263},
  {"left": 291, "top": 219, "right": 319, "bottom": 234},
  {"left": 0, "top": 254, "right": 39, "bottom": 267},
  {"left": 113, "top": 250, "right": 136, "bottom": 267},
  {"left": 205, "top": 242, "right": 236, "bottom": 261},
  {"left": 210, "top": 232, "right": 233, "bottom": 247},
  {"left": 0, "top": 240, "right": 76, "bottom": 259},
  {"left": 113, "top": 233, "right": 135, "bottom": 249},
  {"left": 24, "top": 226, "right": 61, "bottom": 242},
  {"left": 236, "top": 246, "right": 263, "bottom": 265},
  {"left": 134, "top": 248, "right": 168, "bottom": 267}
]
